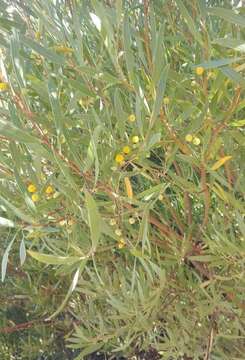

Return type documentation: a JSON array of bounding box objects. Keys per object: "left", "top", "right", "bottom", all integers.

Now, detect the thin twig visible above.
[
  {"left": 0, "top": 319, "right": 52, "bottom": 334},
  {"left": 204, "top": 326, "right": 214, "bottom": 360},
  {"left": 205, "top": 87, "right": 241, "bottom": 161},
  {"left": 159, "top": 109, "right": 191, "bottom": 155}
]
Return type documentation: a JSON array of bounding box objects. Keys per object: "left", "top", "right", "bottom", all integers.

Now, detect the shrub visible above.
[{"left": 0, "top": 0, "right": 244, "bottom": 359}]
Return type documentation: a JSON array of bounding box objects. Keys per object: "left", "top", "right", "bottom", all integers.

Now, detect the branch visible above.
[{"left": 0, "top": 319, "right": 52, "bottom": 334}]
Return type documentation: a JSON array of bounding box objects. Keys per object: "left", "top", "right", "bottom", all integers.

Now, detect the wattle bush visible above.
[{"left": 0, "top": 1, "right": 244, "bottom": 359}]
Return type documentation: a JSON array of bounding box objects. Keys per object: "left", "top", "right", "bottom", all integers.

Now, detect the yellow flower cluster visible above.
[
  {"left": 45, "top": 185, "right": 54, "bottom": 195},
  {"left": 163, "top": 97, "right": 170, "bottom": 105},
  {"left": 128, "top": 217, "right": 135, "bottom": 224},
  {"left": 115, "top": 145, "right": 133, "bottom": 165},
  {"left": 185, "top": 134, "right": 201, "bottom": 145},
  {"left": 27, "top": 183, "right": 54, "bottom": 202},
  {"left": 31, "top": 193, "right": 39, "bottom": 202},
  {"left": 110, "top": 219, "right": 117, "bottom": 226},
  {"left": 118, "top": 238, "right": 126, "bottom": 249},
  {"left": 123, "top": 146, "right": 130, "bottom": 154},
  {"left": 132, "top": 135, "right": 139, "bottom": 144},
  {"left": 128, "top": 114, "right": 136, "bottom": 122},
  {"left": 195, "top": 67, "right": 204, "bottom": 76},
  {"left": 35, "top": 31, "right": 41, "bottom": 40},
  {"left": 115, "top": 153, "right": 125, "bottom": 164},
  {"left": 0, "top": 82, "right": 9, "bottom": 91},
  {"left": 114, "top": 114, "right": 141, "bottom": 165},
  {"left": 27, "top": 184, "right": 37, "bottom": 193},
  {"left": 54, "top": 45, "right": 74, "bottom": 54}
]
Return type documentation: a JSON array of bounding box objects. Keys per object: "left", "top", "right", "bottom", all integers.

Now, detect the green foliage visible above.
[{"left": 0, "top": 0, "right": 244, "bottom": 359}]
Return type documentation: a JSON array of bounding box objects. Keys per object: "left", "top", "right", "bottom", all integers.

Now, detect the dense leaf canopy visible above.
[{"left": 0, "top": 0, "right": 244, "bottom": 359}]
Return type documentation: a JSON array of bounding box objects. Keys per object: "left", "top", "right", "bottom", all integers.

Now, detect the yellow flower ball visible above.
[
  {"left": 59, "top": 134, "right": 66, "bottom": 144},
  {"left": 53, "top": 191, "right": 60, "bottom": 199},
  {"left": 0, "top": 82, "right": 9, "bottom": 91},
  {"left": 68, "top": 219, "right": 75, "bottom": 226},
  {"left": 132, "top": 136, "right": 139, "bottom": 144},
  {"left": 35, "top": 31, "right": 41, "bottom": 40},
  {"left": 122, "top": 146, "right": 131, "bottom": 154},
  {"left": 31, "top": 193, "right": 39, "bottom": 202},
  {"left": 115, "top": 153, "right": 124, "bottom": 164},
  {"left": 115, "top": 229, "right": 122, "bottom": 236},
  {"left": 163, "top": 97, "right": 170, "bottom": 105},
  {"left": 59, "top": 219, "right": 67, "bottom": 226},
  {"left": 28, "top": 184, "right": 37, "bottom": 193},
  {"left": 185, "top": 134, "right": 193, "bottom": 143},
  {"left": 110, "top": 219, "right": 117, "bottom": 226},
  {"left": 129, "top": 217, "right": 135, "bottom": 225},
  {"left": 128, "top": 114, "right": 136, "bottom": 122},
  {"left": 193, "top": 137, "right": 201, "bottom": 146},
  {"left": 158, "top": 194, "right": 163, "bottom": 201},
  {"left": 45, "top": 185, "right": 54, "bottom": 195},
  {"left": 118, "top": 238, "right": 126, "bottom": 249},
  {"left": 196, "top": 67, "right": 204, "bottom": 76}
]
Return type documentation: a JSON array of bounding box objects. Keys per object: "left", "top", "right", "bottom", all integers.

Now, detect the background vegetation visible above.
[{"left": 0, "top": 0, "right": 244, "bottom": 359}]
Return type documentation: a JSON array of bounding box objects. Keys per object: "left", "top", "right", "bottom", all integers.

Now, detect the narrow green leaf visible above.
[
  {"left": 83, "top": 125, "right": 102, "bottom": 185},
  {"left": 208, "top": 7, "right": 245, "bottom": 28},
  {"left": 188, "top": 255, "right": 219, "bottom": 262},
  {"left": 150, "top": 64, "right": 169, "bottom": 128},
  {"left": 153, "top": 24, "right": 166, "bottom": 85},
  {"left": 123, "top": 15, "right": 135, "bottom": 84},
  {"left": 0, "top": 216, "right": 14, "bottom": 227},
  {"left": 52, "top": 151, "right": 80, "bottom": 193},
  {"left": 20, "top": 35, "right": 65, "bottom": 64},
  {"left": 47, "top": 267, "right": 82, "bottom": 320},
  {"left": 175, "top": 0, "right": 203, "bottom": 46},
  {"left": 213, "top": 38, "right": 245, "bottom": 53},
  {"left": 220, "top": 66, "right": 245, "bottom": 87},
  {"left": 27, "top": 250, "right": 81, "bottom": 265},
  {"left": 10, "top": 31, "right": 26, "bottom": 90},
  {"left": 0, "top": 194, "right": 34, "bottom": 224},
  {"left": 194, "top": 57, "right": 243, "bottom": 69},
  {"left": 19, "top": 238, "right": 26, "bottom": 266},
  {"left": 84, "top": 190, "right": 101, "bottom": 249},
  {"left": 0, "top": 118, "right": 41, "bottom": 144},
  {"left": 67, "top": 79, "right": 95, "bottom": 97},
  {"left": 48, "top": 78, "right": 63, "bottom": 136},
  {"left": 139, "top": 206, "right": 151, "bottom": 254},
  {"left": 1, "top": 236, "right": 16, "bottom": 282},
  {"left": 74, "top": 343, "right": 103, "bottom": 360}
]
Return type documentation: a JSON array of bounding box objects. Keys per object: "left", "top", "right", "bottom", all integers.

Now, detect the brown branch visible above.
[
  {"left": 0, "top": 319, "right": 53, "bottom": 334},
  {"left": 204, "top": 325, "right": 214, "bottom": 360},
  {"left": 190, "top": 260, "right": 213, "bottom": 280},
  {"left": 149, "top": 214, "right": 182, "bottom": 240},
  {"left": 159, "top": 109, "right": 191, "bottom": 155},
  {"left": 94, "top": 175, "right": 182, "bottom": 241},
  {"left": 205, "top": 87, "right": 241, "bottom": 161}
]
